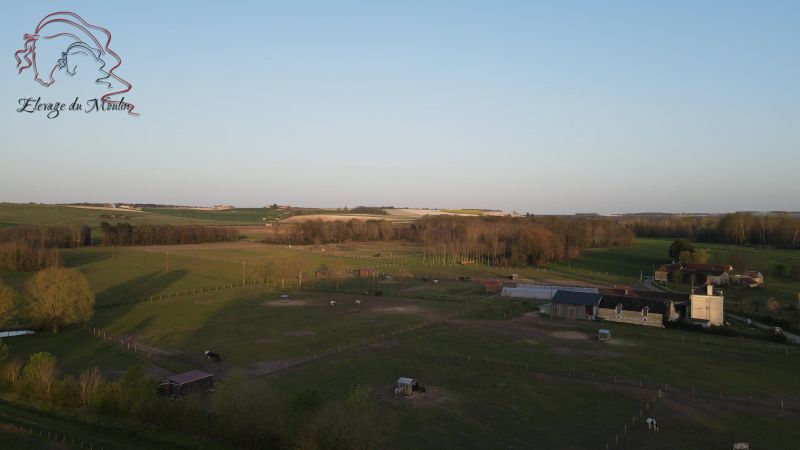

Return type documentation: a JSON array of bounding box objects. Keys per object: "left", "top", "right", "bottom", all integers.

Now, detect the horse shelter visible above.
[{"left": 159, "top": 370, "right": 213, "bottom": 397}]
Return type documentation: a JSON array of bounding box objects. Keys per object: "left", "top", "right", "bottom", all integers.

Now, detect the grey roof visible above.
[
  {"left": 167, "top": 370, "right": 213, "bottom": 385},
  {"left": 552, "top": 290, "right": 602, "bottom": 306},
  {"left": 599, "top": 295, "right": 668, "bottom": 314}
]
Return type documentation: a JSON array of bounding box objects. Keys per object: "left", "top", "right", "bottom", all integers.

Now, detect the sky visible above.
[{"left": 0, "top": 1, "right": 798, "bottom": 214}]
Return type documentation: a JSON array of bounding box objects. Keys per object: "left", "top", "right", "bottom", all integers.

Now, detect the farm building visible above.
[
  {"left": 688, "top": 285, "right": 725, "bottom": 326},
  {"left": 733, "top": 270, "right": 764, "bottom": 287},
  {"left": 315, "top": 268, "right": 331, "bottom": 279},
  {"left": 159, "top": 370, "right": 213, "bottom": 397},
  {"left": 654, "top": 264, "right": 680, "bottom": 283},
  {"left": 655, "top": 263, "right": 735, "bottom": 285},
  {"left": 501, "top": 284, "right": 599, "bottom": 300},
  {"left": 484, "top": 279, "right": 504, "bottom": 293},
  {"left": 353, "top": 267, "right": 376, "bottom": 278},
  {"left": 597, "top": 295, "right": 680, "bottom": 328},
  {"left": 550, "top": 291, "right": 603, "bottom": 320}
]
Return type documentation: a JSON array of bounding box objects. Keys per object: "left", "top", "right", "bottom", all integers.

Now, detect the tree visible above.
[
  {"left": 26, "top": 267, "right": 95, "bottom": 333},
  {"left": 78, "top": 367, "right": 105, "bottom": 407},
  {"left": 23, "top": 352, "right": 58, "bottom": 399},
  {"left": 2, "top": 358, "right": 22, "bottom": 386},
  {"left": 766, "top": 298, "right": 781, "bottom": 314},
  {"left": 669, "top": 239, "right": 694, "bottom": 261},
  {"left": 679, "top": 248, "right": 710, "bottom": 264},
  {"left": 0, "top": 281, "right": 14, "bottom": 328},
  {"left": 0, "top": 339, "right": 8, "bottom": 362}
]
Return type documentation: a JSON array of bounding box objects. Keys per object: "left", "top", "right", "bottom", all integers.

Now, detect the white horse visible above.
[
  {"left": 646, "top": 418, "right": 659, "bottom": 432},
  {"left": 330, "top": 300, "right": 336, "bottom": 307},
  {"left": 732, "top": 443, "right": 750, "bottom": 450},
  {"left": 394, "top": 387, "right": 404, "bottom": 399},
  {"left": 355, "top": 299, "right": 362, "bottom": 305}
]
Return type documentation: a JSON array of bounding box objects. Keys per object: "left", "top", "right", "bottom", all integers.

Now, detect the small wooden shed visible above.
[{"left": 160, "top": 370, "right": 213, "bottom": 397}]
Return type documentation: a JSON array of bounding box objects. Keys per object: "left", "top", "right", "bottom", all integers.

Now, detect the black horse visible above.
[
  {"left": 411, "top": 381, "right": 426, "bottom": 397},
  {"left": 205, "top": 350, "right": 221, "bottom": 362}
]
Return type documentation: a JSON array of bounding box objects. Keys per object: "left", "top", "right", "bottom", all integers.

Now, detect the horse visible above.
[
  {"left": 330, "top": 300, "right": 337, "bottom": 307},
  {"left": 204, "top": 350, "right": 221, "bottom": 362},
  {"left": 394, "top": 387, "right": 404, "bottom": 399},
  {"left": 646, "top": 418, "right": 659, "bottom": 432},
  {"left": 412, "top": 382, "right": 426, "bottom": 397},
  {"left": 732, "top": 443, "right": 750, "bottom": 450},
  {"left": 355, "top": 299, "right": 362, "bottom": 305}
]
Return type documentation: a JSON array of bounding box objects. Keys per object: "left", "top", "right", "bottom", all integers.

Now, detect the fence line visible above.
[{"left": 0, "top": 413, "right": 104, "bottom": 450}]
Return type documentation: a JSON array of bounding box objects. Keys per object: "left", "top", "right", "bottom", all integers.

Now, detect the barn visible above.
[
  {"left": 550, "top": 291, "right": 603, "bottom": 320},
  {"left": 501, "top": 284, "right": 599, "bottom": 300},
  {"left": 353, "top": 267, "right": 376, "bottom": 278},
  {"left": 159, "top": 370, "right": 213, "bottom": 397},
  {"left": 597, "top": 295, "right": 679, "bottom": 328}
]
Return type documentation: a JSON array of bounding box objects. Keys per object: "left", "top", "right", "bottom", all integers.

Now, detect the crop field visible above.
[{"left": 2, "top": 234, "right": 800, "bottom": 449}]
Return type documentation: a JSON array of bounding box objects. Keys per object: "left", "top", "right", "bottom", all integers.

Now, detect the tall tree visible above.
[
  {"left": 668, "top": 238, "right": 694, "bottom": 261},
  {"left": 22, "top": 352, "right": 58, "bottom": 399},
  {"left": 0, "top": 281, "right": 15, "bottom": 328},
  {"left": 26, "top": 267, "right": 95, "bottom": 333}
]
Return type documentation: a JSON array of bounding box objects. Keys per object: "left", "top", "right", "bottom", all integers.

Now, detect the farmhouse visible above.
[
  {"left": 550, "top": 291, "right": 603, "bottom": 320},
  {"left": 159, "top": 370, "right": 213, "bottom": 397},
  {"left": 597, "top": 295, "right": 680, "bottom": 328},
  {"left": 353, "top": 267, "right": 376, "bottom": 278},
  {"left": 689, "top": 284, "right": 725, "bottom": 326},
  {"left": 655, "top": 263, "right": 736, "bottom": 285}
]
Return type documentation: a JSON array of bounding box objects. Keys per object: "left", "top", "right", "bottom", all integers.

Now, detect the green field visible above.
[
  {"left": 2, "top": 235, "right": 800, "bottom": 448},
  {"left": 141, "top": 207, "right": 288, "bottom": 225},
  {"left": 0, "top": 204, "right": 248, "bottom": 228}
]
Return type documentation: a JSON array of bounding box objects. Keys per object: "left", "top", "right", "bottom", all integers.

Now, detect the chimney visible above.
[{"left": 706, "top": 284, "right": 713, "bottom": 296}]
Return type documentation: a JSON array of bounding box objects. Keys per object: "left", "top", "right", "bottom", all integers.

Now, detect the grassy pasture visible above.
[
  {"left": 2, "top": 237, "right": 800, "bottom": 448},
  {"left": 256, "top": 314, "right": 800, "bottom": 449},
  {"left": 92, "top": 289, "right": 463, "bottom": 367}
]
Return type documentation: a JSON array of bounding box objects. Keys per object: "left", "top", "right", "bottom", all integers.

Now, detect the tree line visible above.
[
  {"left": 0, "top": 348, "right": 382, "bottom": 450},
  {"left": 629, "top": 212, "right": 800, "bottom": 248},
  {"left": 0, "top": 225, "right": 90, "bottom": 271},
  {"left": 282, "top": 216, "right": 634, "bottom": 266},
  {"left": 99, "top": 222, "right": 239, "bottom": 246}
]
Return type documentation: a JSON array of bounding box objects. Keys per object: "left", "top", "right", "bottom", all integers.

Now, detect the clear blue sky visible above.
[{"left": 1, "top": 1, "right": 798, "bottom": 214}]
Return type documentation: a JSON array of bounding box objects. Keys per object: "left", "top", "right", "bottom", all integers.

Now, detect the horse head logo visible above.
[{"left": 14, "top": 11, "right": 137, "bottom": 115}]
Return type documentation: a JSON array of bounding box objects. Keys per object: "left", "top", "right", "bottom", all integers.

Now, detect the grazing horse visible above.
[
  {"left": 412, "top": 382, "right": 426, "bottom": 397},
  {"left": 330, "top": 300, "right": 337, "bottom": 307},
  {"left": 355, "top": 299, "right": 362, "bottom": 305},
  {"left": 394, "top": 387, "right": 404, "bottom": 399},
  {"left": 205, "top": 350, "right": 221, "bottom": 362},
  {"left": 732, "top": 443, "right": 750, "bottom": 450},
  {"left": 646, "top": 418, "right": 659, "bottom": 432}
]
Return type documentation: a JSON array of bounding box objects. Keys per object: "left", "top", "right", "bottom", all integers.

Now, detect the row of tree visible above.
[
  {"left": 0, "top": 349, "right": 382, "bottom": 450},
  {"left": 283, "top": 216, "right": 635, "bottom": 266},
  {"left": 98, "top": 222, "right": 240, "bottom": 246},
  {"left": 630, "top": 212, "right": 800, "bottom": 248},
  {"left": 0, "top": 225, "right": 91, "bottom": 249},
  {"left": 0, "top": 225, "right": 90, "bottom": 271}
]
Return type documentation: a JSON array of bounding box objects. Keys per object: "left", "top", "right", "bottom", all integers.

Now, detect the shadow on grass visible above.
[
  {"left": 97, "top": 270, "right": 189, "bottom": 307},
  {"left": 61, "top": 248, "right": 112, "bottom": 267}
]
